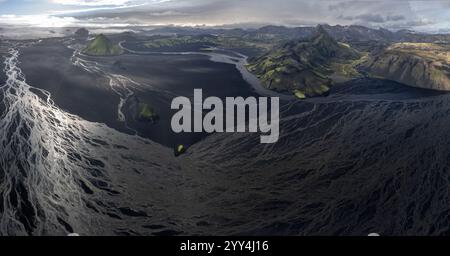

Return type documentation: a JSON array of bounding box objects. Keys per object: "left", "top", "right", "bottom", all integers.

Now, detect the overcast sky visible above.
[{"left": 0, "top": 0, "right": 449, "bottom": 32}]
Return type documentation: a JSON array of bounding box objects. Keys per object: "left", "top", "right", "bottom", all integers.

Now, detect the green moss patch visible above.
[{"left": 138, "top": 104, "right": 159, "bottom": 123}]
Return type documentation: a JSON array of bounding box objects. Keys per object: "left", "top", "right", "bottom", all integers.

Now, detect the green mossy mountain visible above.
[
  {"left": 83, "top": 34, "right": 124, "bottom": 56},
  {"left": 138, "top": 103, "right": 159, "bottom": 123},
  {"left": 174, "top": 144, "right": 187, "bottom": 157},
  {"left": 247, "top": 25, "right": 362, "bottom": 98}
]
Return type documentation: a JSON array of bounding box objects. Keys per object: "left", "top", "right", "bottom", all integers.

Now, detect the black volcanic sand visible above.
[
  {"left": 87, "top": 52, "right": 259, "bottom": 147},
  {"left": 11, "top": 37, "right": 450, "bottom": 236},
  {"left": 18, "top": 39, "right": 122, "bottom": 132},
  {"left": 0, "top": 43, "right": 7, "bottom": 82},
  {"left": 298, "top": 77, "right": 448, "bottom": 105},
  {"left": 0, "top": 43, "right": 9, "bottom": 114},
  {"left": 18, "top": 38, "right": 258, "bottom": 148},
  {"left": 181, "top": 79, "right": 450, "bottom": 236}
]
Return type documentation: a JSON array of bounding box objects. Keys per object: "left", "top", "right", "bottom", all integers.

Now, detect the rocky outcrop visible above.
[{"left": 363, "top": 44, "right": 450, "bottom": 91}]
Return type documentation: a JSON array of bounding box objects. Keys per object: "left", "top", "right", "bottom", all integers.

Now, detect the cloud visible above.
[
  {"left": 0, "top": 14, "right": 79, "bottom": 27},
  {"left": 0, "top": 0, "right": 448, "bottom": 33},
  {"left": 339, "top": 13, "right": 405, "bottom": 24},
  {"left": 51, "top": 0, "right": 132, "bottom": 6},
  {"left": 328, "top": 1, "right": 362, "bottom": 11},
  {"left": 387, "top": 15, "right": 405, "bottom": 22},
  {"left": 356, "top": 14, "right": 385, "bottom": 23}
]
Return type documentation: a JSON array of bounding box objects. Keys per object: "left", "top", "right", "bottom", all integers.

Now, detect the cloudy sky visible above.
[{"left": 0, "top": 0, "right": 449, "bottom": 32}]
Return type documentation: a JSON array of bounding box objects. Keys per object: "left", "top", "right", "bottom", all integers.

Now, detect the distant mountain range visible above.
[{"left": 148, "top": 24, "right": 450, "bottom": 44}]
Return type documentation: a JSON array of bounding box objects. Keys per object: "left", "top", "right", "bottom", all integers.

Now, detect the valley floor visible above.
[{"left": 0, "top": 37, "right": 449, "bottom": 235}]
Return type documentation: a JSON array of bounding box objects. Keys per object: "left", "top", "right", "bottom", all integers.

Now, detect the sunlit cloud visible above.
[
  {"left": 0, "top": 0, "right": 448, "bottom": 33},
  {"left": 0, "top": 14, "right": 139, "bottom": 28},
  {"left": 0, "top": 14, "right": 78, "bottom": 27}
]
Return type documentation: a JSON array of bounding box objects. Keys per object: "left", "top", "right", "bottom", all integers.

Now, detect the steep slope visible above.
[
  {"left": 83, "top": 34, "right": 124, "bottom": 56},
  {"left": 363, "top": 43, "right": 450, "bottom": 91},
  {"left": 247, "top": 25, "right": 362, "bottom": 98}
]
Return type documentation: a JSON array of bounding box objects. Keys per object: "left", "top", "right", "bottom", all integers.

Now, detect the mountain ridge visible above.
[
  {"left": 247, "top": 25, "right": 363, "bottom": 98},
  {"left": 148, "top": 24, "right": 450, "bottom": 43}
]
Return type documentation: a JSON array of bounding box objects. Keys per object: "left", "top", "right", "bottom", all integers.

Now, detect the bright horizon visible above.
[{"left": 0, "top": 0, "right": 449, "bottom": 33}]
